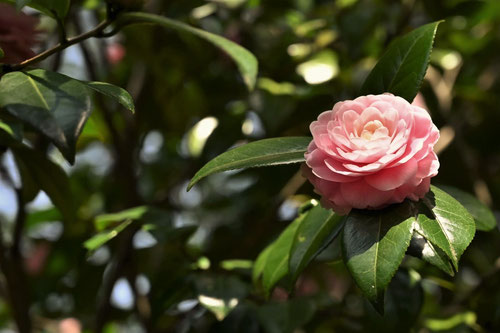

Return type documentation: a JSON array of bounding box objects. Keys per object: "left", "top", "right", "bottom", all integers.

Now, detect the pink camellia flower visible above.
[{"left": 303, "top": 93, "right": 439, "bottom": 215}]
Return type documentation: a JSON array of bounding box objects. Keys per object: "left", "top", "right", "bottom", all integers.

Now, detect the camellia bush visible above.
[{"left": 0, "top": 0, "right": 499, "bottom": 332}]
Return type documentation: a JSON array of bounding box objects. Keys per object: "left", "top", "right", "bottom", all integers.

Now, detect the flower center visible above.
[{"left": 360, "top": 120, "right": 383, "bottom": 140}]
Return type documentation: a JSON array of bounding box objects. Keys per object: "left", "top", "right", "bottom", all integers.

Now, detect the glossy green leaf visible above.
[
  {"left": 188, "top": 137, "right": 311, "bottom": 190},
  {"left": 342, "top": 202, "right": 415, "bottom": 311},
  {"left": 0, "top": 69, "right": 92, "bottom": 164},
  {"left": 253, "top": 215, "right": 304, "bottom": 295},
  {"left": 361, "top": 21, "right": 441, "bottom": 102},
  {"left": 84, "top": 219, "right": 133, "bottom": 251},
  {"left": 94, "top": 205, "right": 148, "bottom": 231},
  {"left": 408, "top": 230, "right": 454, "bottom": 276},
  {"left": 12, "top": 146, "right": 75, "bottom": 222},
  {"left": 415, "top": 185, "right": 476, "bottom": 270},
  {"left": 83, "top": 81, "right": 135, "bottom": 113},
  {"left": 440, "top": 185, "right": 497, "bottom": 231},
  {"left": 289, "top": 204, "right": 344, "bottom": 281},
  {"left": 118, "top": 12, "right": 258, "bottom": 90}
]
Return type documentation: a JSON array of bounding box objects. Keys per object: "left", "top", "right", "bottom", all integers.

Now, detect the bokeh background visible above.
[{"left": 1, "top": 0, "right": 500, "bottom": 332}]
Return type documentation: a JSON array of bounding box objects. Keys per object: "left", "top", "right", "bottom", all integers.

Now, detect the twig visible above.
[
  {"left": 12, "top": 189, "right": 26, "bottom": 257},
  {"left": 3, "top": 19, "right": 114, "bottom": 72}
]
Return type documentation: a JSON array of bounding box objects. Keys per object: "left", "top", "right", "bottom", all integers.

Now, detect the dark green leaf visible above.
[
  {"left": 440, "top": 185, "right": 497, "bottom": 231},
  {"left": 0, "top": 69, "right": 92, "bottom": 164},
  {"left": 408, "top": 230, "right": 454, "bottom": 276},
  {"left": 342, "top": 202, "right": 415, "bottom": 310},
  {"left": 84, "top": 219, "right": 133, "bottom": 251},
  {"left": 83, "top": 81, "right": 135, "bottom": 113},
  {"left": 361, "top": 21, "right": 441, "bottom": 102},
  {"left": 257, "top": 298, "right": 316, "bottom": 333},
  {"left": 289, "top": 204, "right": 344, "bottom": 281},
  {"left": 253, "top": 215, "right": 304, "bottom": 295},
  {"left": 12, "top": 145, "right": 75, "bottom": 222},
  {"left": 415, "top": 185, "right": 476, "bottom": 270},
  {"left": 119, "top": 12, "right": 258, "bottom": 90},
  {"left": 188, "top": 137, "right": 311, "bottom": 190},
  {"left": 365, "top": 269, "right": 424, "bottom": 332}
]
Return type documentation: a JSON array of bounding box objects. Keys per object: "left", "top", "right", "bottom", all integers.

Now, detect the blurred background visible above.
[{"left": 1, "top": 0, "right": 500, "bottom": 332}]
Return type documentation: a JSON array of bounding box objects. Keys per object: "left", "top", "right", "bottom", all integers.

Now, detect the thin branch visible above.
[
  {"left": 12, "top": 189, "right": 26, "bottom": 257},
  {"left": 4, "top": 19, "right": 114, "bottom": 72}
]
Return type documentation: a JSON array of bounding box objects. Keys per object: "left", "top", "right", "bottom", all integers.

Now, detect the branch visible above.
[{"left": 3, "top": 19, "right": 114, "bottom": 72}]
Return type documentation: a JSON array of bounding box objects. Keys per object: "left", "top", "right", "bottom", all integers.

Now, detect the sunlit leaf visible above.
[
  {"left": 415, "top": 186, "right": 476, "bottom": 270},
  {"left": 408, "top": 231, "right": 454, "bottom": 276},
  {"left": 188, "top": 137, "right": 311, "bottom": 190},
  {"left": 83, "top": 81, "right": 135, "bottom": 113},
  {"left": 289, "top": 204, "right": 344, "bottom": 281},
  {"left": 440, "top": 185, "right": 497, "bottom": 231},
  {"left": 84, "top": 219, "right": 133, "bottom": 251},
  {"left": 361, "top": 21, "right": 441, "bottom": 102},
  {"left": 253, "top": 215, "right": 304, "bottom": 295}
]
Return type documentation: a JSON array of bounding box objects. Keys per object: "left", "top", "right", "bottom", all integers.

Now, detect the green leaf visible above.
[
  {"left": 0, "top": 69, "right": 92, "bottom": 164},
  {"left": 361, "top": 21, "right": 441, "bottom": 102},
  {"left": 408, "top": 230, "right": 454, "bottom": 276},
  {"left": 94, "top": 205, "right": 148, "bottom": 231},
  {"left": 0, "top": 46, "right": 4, "bottom": 59},
  {"left": 118, "top": 12, "right": 258, "bottom": 90},
  {"left": 415, "top": 185, "right": 476, "bottom": 270},
  {"left": 365, "top": 269, "right": 424, "bottom": 332},
  {"left": 257, "top": 298, "right": 316, "bottom": 333},
  {"left": 85, "top": 206, "right": 155, "bottom": 251},
  {"left": 342, "top": 202, "right": 415, "bottom": 311},
  {"left": 440, "top": 185, "right": 497, "bottom": 231},
  {"left": 188, "top": 137, "right": 311, "bottom": 190},
  {"left": 253, "top": 215, "right": 304, "bottom": 295},
  {"left": 12, "top": 146, "right": 75, "bottom": 222},
  {"left": 84, "top": 219, "right": 133, "bottom": 251},
  {"left": 289, "top": 204, "right": 344, "bottom": 281},
  {"left": 83, "top": 81, "right": 135, "bottom": 113}
]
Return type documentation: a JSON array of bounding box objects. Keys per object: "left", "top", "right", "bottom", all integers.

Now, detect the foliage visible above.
[{"left": 0, "top": 0, "right": 499, "bottom": 332}]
